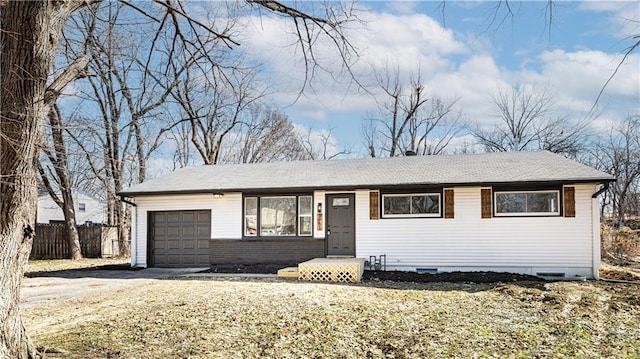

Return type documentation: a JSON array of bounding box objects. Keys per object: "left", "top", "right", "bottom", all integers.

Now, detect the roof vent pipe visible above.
[{"left": 405, "top": 150, "right": 417, "bottom": 156}]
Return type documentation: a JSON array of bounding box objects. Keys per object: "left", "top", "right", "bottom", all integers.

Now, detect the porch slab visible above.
[
  {"left": 298, "top": 258, "right": 366, "bottom": 283},
  {"left": 277, "top": 267, "right": 299, "bottom": 279}
]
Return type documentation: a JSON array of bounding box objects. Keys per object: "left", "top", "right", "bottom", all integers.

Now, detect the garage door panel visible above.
[
  {"left": 167, "top": 225, "right": 181, "bottom": 237},
  {"left": 182, "top": 212, "right": 197, "bottom": 222},
  {"left": 167, "top": 213, "right": 182, "bottom": 223},
  {"left": 150, "top": 210, "right": 211, "bottom": 267},
  {"left": 196, "top": 224, "right": 209, "bottom": 236},
  {"left": 182, "top": 226, "right": 196, "bottom": 237},
  {"left": 182, "top": 239, "right": 196, "bottom": 249},
  {"left": 155, "top": 244, "right": 169, "bottom": 251}
]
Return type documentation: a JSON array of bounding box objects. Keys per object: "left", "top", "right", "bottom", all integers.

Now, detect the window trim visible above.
[
  {"left": 243, "top": 197, "right": 258, "bottom": 237},
  {"left": 242, "top": 193, "right": 314, "bottom": 238},
  {"left": 381, "top": 192, "right": 442, "bottom": 218},
  {"left": 298, "top": 195, "right": 313, "bottom": 236},
  {"left": 493, "top": 189, "right": 561, "bottom": 217}
]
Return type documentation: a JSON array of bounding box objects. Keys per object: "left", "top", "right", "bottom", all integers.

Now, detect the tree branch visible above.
[{"left": 44, "top": 55, "right": 90, "bottom": 107}]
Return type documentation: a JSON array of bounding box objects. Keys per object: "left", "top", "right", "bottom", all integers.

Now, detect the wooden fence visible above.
[{"left": 30, "top": 224, "right": 119, "bottom": 260}]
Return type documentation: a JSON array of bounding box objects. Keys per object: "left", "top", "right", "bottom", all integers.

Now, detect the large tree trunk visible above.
[
  {"left": 0, "top": 1, "right": 90, "bottom": 357},
  {"left": 61, "top": 191, "right": 82, "bottom": 260},
  {"left": 39, "top": 104, "right": 83, "bottom": 260}
]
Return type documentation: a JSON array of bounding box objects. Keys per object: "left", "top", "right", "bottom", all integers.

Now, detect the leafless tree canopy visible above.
[
  {"left": 472, "top": 85, "right": 590, "bottom": 158},
  {"left": 589, "top": 114, "right": 640, "bottom": 227},
  {"left": 362, "top": 64, "right": 462, "bottom": 158}
]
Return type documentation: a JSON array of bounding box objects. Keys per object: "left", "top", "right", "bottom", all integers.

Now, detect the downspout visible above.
[
  {"left": 591, "top": 182, "right": 610, "bottom": 280},
  {"left": 591, "top": 182, "right": 609, "bottom": 199},
  {"left": 120, "top": 196, "right": 137, "bottom": 267}
]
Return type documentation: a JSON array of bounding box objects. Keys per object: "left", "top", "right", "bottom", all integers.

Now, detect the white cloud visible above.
[
  {"left": 238, "top": 10, "right": 470, "bottom": 123},
  {"left": 523, "top": 49, "right": 640, "bottom": 114},
  {"left": 428, "top": 54, "right": 509, "bottom": 126},
  {"left": 579, "top": 1, "right": 640, "bottom": 39},
  {"left": 202, "top": 3, "right": 639, "bottom": 149}
]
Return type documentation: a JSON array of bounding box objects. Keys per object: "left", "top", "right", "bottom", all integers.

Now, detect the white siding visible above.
[
  {"left": 212, "top": 193, "right": 242, "bottom": 239},
  {"left": 356, "top": 184, "right": 599, "bottom": 277},
  {"left": 37, "top": 192, "right": 106, "bottom": 224},
  {"left": 131, "top": 192, "right": 242, "bottom": 267}
]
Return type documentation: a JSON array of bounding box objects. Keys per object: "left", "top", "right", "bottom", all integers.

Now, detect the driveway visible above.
[{"left": 20, "top": 267, "right": 207, "bottom": 308}]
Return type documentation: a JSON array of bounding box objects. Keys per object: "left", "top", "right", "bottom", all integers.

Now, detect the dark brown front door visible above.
[{"left": 326, "top": 193, "right": 355, "bottom": 256}]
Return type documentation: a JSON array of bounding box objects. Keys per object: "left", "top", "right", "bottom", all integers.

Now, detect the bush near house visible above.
[{"left": 601, "top": 224, "right": 640, "bottom": 267}]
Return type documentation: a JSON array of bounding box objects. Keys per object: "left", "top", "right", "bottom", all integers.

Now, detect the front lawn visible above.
[
  {"left": 26, "top": 258, "right": 129, "bottom": 273},
  {"left": 23, "top": 277, "right": 640, "bottom": 358}
]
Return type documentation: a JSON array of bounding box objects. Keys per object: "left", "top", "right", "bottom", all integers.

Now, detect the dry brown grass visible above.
[
  {"left": 601, "top": 224, "right": 640, "bottom": 266},
  {"left": 23, "top": 277, "right": 640, "bottom": 359},
  {"left": 26, "top": 258, "right": 129, "bottom": 273},
  {"left": 599, "top": 263, "right": 640, "bottom": 281}
]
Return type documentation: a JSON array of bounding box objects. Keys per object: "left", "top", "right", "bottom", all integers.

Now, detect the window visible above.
[
  {"left": 78, "top": 203, "right": 86, "bottom": 212},
  {"left": 298, "top": 196, "right": 313, "bottom": 236},
  {"left": 494, "top": 190, "right": 560, "bottom": 216},
  {"left": 244, "top": 197, "right": 257, "bottom": 236},
  {"left": 382, "top": 193, "right": 441, "bottom": 218},
  {"left": 243, "top": 195, "right": 313, "bottom": 237}
]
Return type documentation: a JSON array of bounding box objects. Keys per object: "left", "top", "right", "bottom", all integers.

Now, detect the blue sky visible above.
[{"left": 237, "top": 1, "right": 639, "bottom": 156}]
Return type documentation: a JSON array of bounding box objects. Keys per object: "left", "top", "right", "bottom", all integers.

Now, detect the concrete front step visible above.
[{"left": 277, "top": 266, "right": 299, "bottom": 279}]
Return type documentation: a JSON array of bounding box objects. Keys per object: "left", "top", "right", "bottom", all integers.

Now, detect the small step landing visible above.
[{"left": 277, "top": 266, "right": 299, "bottom": 279}]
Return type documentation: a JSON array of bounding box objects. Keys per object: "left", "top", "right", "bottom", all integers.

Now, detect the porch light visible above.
[{"left": 212, "top": 193, "right": 224, "bottom": 198}]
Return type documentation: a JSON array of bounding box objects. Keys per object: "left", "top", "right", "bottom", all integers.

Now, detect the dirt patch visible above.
[
  {"left": 204, "top": 263, "right": 296, "bottom": 274},
  {"left": 206, "top": 264, "right": 546, "bottom": 283},
  {"left": 363, "top": 270, "right": 545, "bottom": 283}
]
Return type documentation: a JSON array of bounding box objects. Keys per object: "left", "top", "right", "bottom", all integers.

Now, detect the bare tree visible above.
[
  {"left": 169, "top": 54, "right": 263, "bottom": 165},
  {"left": 167, "top": 119, "right": 195, "bottom": 170},
  {"left": 473, "top": 85, "right": 590, "bottom": 157},
  {"left": 37, "top": 104, "right": 83, "bottom": 260},
  {"left": 228, "top": 106, "right": 310, "bottom": 164},
  {"left": 590, "top": 115, "right": 640, "bottom": 227},
  {"left": 1, "top": 2, "right": 98, "bottom": 356},
  {"left": 0, "top": 1, "right": 359, "bottom": 356},
  {"left": 362, "top": 64, "right": 461, "bottom": 157},
  {"left": 299, "top": 126, "right": 351, "bottom": 160}
]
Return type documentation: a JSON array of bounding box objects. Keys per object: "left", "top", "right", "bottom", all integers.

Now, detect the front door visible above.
[{"left": 326, "top": 193, "right": 356, "bottom": 256}]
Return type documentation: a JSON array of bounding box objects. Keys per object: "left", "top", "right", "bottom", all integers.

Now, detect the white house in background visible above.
[
  {"left": 37, "top": 191, "right": 106, "bottom": 225},
  {"left": 119, "top": 151, "right": 614, "bottom": 279}
]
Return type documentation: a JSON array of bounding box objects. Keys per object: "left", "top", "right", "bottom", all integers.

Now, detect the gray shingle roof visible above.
[{"left": 119, "top": 151, "right": 614, "bottom": 196}]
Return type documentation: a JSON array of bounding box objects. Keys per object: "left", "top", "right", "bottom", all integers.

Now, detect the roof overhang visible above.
[{"left": 118, "top": 178, "right": 615, "bottom": 198}]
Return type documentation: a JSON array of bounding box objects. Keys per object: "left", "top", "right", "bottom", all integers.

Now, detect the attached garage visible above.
[{"left": 148, "top": 210, "right": 211, "bottom": 267}]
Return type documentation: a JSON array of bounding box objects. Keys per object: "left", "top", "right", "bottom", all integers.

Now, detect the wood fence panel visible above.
[{"left": 31, "top": 224, "right": 119, "bottom": 259}]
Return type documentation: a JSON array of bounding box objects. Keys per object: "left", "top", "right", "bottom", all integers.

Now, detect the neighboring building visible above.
[
  {"left": 119, "top": 151, "right": 614, "bottom": 278},
  {"left": 37, "top": 191, "right": 106, "bottom": 225}
]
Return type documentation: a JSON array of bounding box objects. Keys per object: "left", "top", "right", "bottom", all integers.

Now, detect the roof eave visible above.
[{"left": 118, "top": 177, "right": 615, "bottom": 197}]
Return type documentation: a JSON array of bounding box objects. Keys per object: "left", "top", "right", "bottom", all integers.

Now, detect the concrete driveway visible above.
[{"left": 20, "top": 268, "right": 207, "bottom": 308}]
